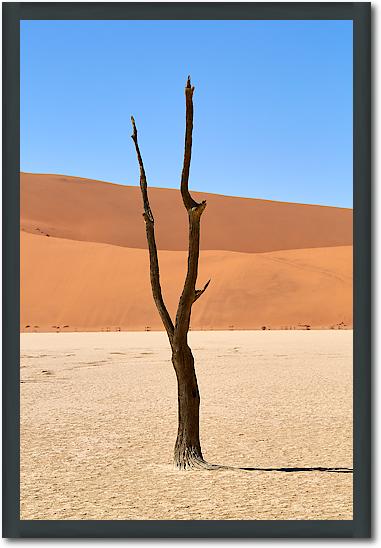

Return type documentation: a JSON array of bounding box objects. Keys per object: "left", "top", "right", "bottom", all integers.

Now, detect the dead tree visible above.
[{"left": 131, "top": 77, "right": 211, "bottom": 469}]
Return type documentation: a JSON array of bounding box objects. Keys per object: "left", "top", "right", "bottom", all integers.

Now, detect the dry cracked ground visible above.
[{"left": 20, "top": 330, "right": 352, "bottom": 520}]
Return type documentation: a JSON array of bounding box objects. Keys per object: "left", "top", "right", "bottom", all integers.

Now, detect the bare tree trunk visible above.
[
  {"left": 131, "top": 76, "right": 210, "bottom": 469},
  {"left": 172, "top": 345, "right": 204, "bottom": 469}
]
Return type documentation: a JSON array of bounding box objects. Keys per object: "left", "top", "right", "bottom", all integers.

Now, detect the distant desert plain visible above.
[{"left": 20, "top": 173, "right": 353, "bottom": 520}]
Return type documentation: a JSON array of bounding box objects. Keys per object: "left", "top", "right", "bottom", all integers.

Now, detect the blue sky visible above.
[{"left": 21, "top": 20, "right": 353, "bottom": 207}]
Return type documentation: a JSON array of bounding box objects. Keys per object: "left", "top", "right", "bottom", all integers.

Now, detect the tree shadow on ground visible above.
[{"left": 239, "top": 466, "right": 353, "bottom": 473}]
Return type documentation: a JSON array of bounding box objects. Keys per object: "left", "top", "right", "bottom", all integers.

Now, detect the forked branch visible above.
[
  {"left": 131, "top": 78, "right": 209, "bottom": 350},
  {"left": 131, "top": 116, "right": 174, "bottom": 344}
]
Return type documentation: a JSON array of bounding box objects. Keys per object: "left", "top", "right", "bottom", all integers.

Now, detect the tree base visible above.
[{"left": 174, "top": 446, "right": 223, "bottom": 470}]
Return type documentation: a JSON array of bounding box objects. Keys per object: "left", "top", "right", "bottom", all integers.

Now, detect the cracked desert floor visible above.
[{"left": 20, "top": 330, "right": 352, "bottom": 520}]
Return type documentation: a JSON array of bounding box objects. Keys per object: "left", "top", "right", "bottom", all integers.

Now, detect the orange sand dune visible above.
[
  {"left": 21, "top": 232, "right": 352, "bottom": 332},
  {"left": 21, "top": 173, "right": 352, "bottom": 253}
]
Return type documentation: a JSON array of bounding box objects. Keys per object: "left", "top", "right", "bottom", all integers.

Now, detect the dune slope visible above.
[
  {"left": 21, "top": 232, "right": 352, "bottom": 331},
  {"left": 21, "top": 173, "right": 353, "bottom": 253}
]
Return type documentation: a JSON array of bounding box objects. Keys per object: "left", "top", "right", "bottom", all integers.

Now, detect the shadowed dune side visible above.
[
  {"left": 21, "top": 173, "right": 353, "bottom": 253},
  {"left": 21, "top": 232, "right": 352, "bottom": 332}
]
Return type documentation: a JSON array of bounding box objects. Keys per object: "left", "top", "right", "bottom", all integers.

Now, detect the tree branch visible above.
[
  {"left": 180, "top": 76, "right": 200, "bottom": 211},
  {"left": 174, "top": 77, "right": 208, "bottom": 347},
  {"left": 194, "top": 279, "right": 211, "bottom": 303},
  {"left": 131, "top": 116, "right": 174, "bottom": 344}
]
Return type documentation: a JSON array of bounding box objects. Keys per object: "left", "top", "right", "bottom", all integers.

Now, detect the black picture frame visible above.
[{"left": 3, "top": 2, "right": 371, "bottom": 538}]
